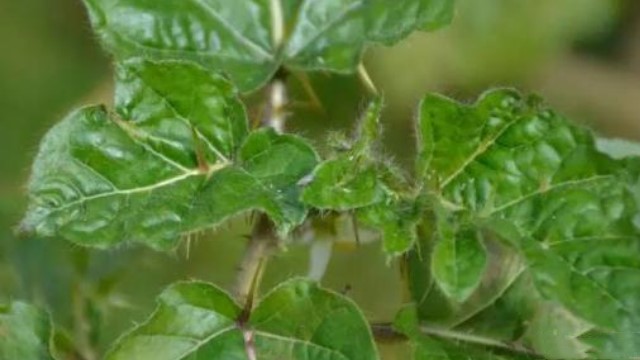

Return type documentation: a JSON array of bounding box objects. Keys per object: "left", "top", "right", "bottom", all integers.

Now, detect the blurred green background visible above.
[{"left": 1, "top": 0, "right": 639, "bottom": 358}]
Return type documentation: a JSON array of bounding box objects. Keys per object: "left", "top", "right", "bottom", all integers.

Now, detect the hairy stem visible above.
[
  {"left": 234, "top": 72, "right": 290, "bottom": 360},
  {"left": 234, "top": 215, "right": 275, "bottom": 307},
  {"left": 234, "top": 69, "right": 289, "bottom": 305}
]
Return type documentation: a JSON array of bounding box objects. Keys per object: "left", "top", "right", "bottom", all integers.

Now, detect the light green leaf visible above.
[
  {"left": 302, "top": 99, "right": 386, "bottom": 210},
  {"left": 431, "top": 224, "right": 487, "bottom": 303},
  {"left": 302, "top": 99, "right": 418, "bottom": 254},
  {"left": 0, "top": 301, "right": 54, "bottom": 360},
  {"left": 357, "top": 196, "right": 421, "bottom": 255},
  {"left": 414, "top": 88, "right": 640, "bottom": 358},
  {"left": 107, "top": 279, "right": 379, "bottom": 360},
  {"left": 21, "top": 60, "right": 318, "bottom": 249},
  {"left": 596, "top": 137, "right": 640, "bottom": 159},
  {"left": 82, "top": 0, "right": 455, "bottom": 91}
]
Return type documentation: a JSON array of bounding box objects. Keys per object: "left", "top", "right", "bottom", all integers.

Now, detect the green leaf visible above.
[
  {"left": 413, "top": 88, "right": 640, "bottom": 357},
  {"left": 302, "top": 99, "right": 386, "bottom": 210},
  {"left": 21, "top": 60, "right": 318, "bottom": 249},
  {"left": 106, "top": 279, "right": 379, "bottom": 360},
  {"left": 0, "top": 301, "right": 54, "bottom": 360},
  {"left": 394, "top": 305, "right": 529, "bottom": 360},
  {"left": 82, "top": 0, "right": 455, "bottom": 91},
  {"left": 302, "top": 99, "right": 418, "bottom": 254},
  {"left": 431, "top": 224, "right": 487, "bottom": 303},
  {"left": 357, "top": 196, "right": 421, "bottom": 254}
]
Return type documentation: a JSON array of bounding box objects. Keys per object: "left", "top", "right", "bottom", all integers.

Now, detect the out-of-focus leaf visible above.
[
  {"left": 0, "top": 301, "right": 54, "bottom": 360},
  {"left": 106, "top": 279, "right": 379, "bottom": 360},
  {"left": 410, "top": 89, "right": 640, "bottom": 358},
  {"left": 82, "top": 0, "right": 455, "bottom": 91},
  {"left": 21, "top": 60, "right": 318, "bottom": 250},
  {"left": 596, "top": 137, "right": 640, "bottom": 159}
]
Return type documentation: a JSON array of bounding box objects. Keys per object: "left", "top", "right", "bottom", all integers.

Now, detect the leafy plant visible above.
[{"left": 5, "top": 0, "right": 640, "bottom": 359}]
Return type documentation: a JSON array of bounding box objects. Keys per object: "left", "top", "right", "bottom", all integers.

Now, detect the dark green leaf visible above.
[
  {"left": 21, "top": 60, "right": 318, "bottom": 249},
  {"left": 0, "top": 301, "right": 54, "bottom": 360},
  {"left": 106, "top": 279, "right": 379, "bottom": 359},
  {"left": 82, "top": 0, "right": 455, "bottom": 91},
  {"left": 412, "top": 88, "right": 640, "bottom": 358}
]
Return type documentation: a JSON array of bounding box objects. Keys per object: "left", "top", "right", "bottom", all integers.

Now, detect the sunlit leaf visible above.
[
  {"left": 82, "top": 0, "right": 455, "bottom": 91},
  {"left": 21, "top": 60, "right": 318, "bottom": 249},
  {"left": 410, "top": 89, "right": 640, "bottom": 358},
  {"left": 106, "top": 279, "right": 379, "bottom": 360},
  {"left": 0, "top": 301, "right": 54, "bottom": 360}
]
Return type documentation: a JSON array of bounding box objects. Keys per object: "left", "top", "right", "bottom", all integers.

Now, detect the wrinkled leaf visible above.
[
  {"left": 21, "top": 60, "right": 318, "bottom": 249},
  {"left": 412, "top": 89, "right": 640, "bottom": 357},
  {"left": 83, "top": 0, "right": 455, "bottom": 91},
  {"left": 0, "top": 301, "right": 54, "bottom": 360},
  {"left": 107, "top": 279, "right": 379, "bottom": 360}
]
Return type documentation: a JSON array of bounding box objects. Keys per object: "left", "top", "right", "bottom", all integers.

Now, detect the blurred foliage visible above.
[{"left": 1, "top": 0, "right": 639, "bottom": 358}]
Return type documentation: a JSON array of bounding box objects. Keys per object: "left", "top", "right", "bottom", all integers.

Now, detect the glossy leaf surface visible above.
[
  {"left": 0, "top": 302, "right": 54, "bottom": 360},
  {"left": 83, "top": 0, "right": 455, "bottom": 91},
  {"left": 107, "top": 279, "right": 379, "bottom": 360},
  {"left": 410, "top": 89, "right": 640, "bottom": 358},
  {"left": 21, "top": 60, "right": 318, "bottom": 249}
]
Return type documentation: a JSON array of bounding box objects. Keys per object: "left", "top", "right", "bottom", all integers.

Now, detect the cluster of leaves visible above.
[{"left": 6, "top": 0, "right": 640, "bottom": 359}]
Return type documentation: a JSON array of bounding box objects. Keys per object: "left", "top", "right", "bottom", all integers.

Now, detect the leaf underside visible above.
[
  {"left": 106, "top": 279, "right": 379, "bottom": 360},
  {"left": 82, "top": 0, "right": 455, "bottom": 91},
  {"left": 21, "top": 59, "right": 318, "bottom": 250},
  {"left": 406, "top": 89, "right": 640, "bottom": 358}
]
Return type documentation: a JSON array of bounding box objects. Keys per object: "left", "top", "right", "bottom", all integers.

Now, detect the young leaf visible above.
[
  {"left": 431, "top": 224, "right": 487, "bottom": 303},
  {"left": 357, "top": 196, "right": 421, "bottom": 254},
  {"left": 302, "top": 99, "right": 419, "bottom": 254},
  {"left": 302, "top": 99, "right": 386, "bottom": 210},
  {"left": 21, "top": 60, "right": 318, "bottom": 249},
  {"left": 0, "top": 301, "right": 54, "bottom": 360},
  {"left": 413, "top": 88, "right": 640, "bottom": 358},
  {"left": 106, "top": 279, "right": 379, "bottom": 360},
  {"left": 82, "top": 0, "right": 455, "bottom": 91}
]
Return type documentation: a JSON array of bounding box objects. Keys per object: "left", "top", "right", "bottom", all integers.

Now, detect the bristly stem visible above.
[
  {"left": 234, "top": 69, "right": 289, "bottom": 305},
  {"left": 234, "top": 73, "right": 290, "bottom": 360},
  {"left": 234, "top": 215, "right": 275, "bottom": 307}
]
